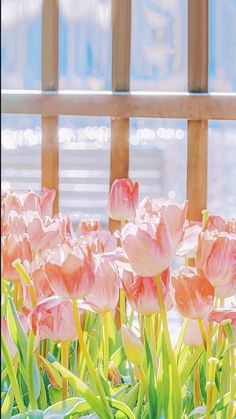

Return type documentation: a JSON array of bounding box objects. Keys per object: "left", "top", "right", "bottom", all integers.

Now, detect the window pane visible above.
[
  {"left": 131, "top": 0, "right": 187, "bottom": 91},
  {"left": 1, "top": 0, "right": 42, "bottom": 89},
  {"left": 59, "top": 0, "right": 111, "bottom": 90},
  {"left": 208, "top": 121, "right": 236, "bottom": 218},
  {"left": 1, "top": 114, "right": 41, "bottom": 192},
  {"left": 59, "top": 116, "right": 111, "bottom": 227},
  {"left": 209, "top": 0, "right": 236, "bottom": 92},
  {"left": 130, "top": 118, "right": 187, "bottom": 201}
]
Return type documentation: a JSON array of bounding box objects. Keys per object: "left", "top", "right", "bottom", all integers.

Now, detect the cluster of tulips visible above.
[{"left": 1, "top": 179, "right": 236, "bottom": 419}]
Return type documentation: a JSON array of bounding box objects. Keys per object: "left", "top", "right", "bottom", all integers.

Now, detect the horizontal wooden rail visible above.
[{"left": 2, "top": 90, "right": 236, "bottom": 120}]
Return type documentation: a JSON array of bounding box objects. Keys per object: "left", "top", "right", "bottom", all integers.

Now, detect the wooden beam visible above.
[
  {"left": 42, "top": 0, "right": 59, "bottom": 214},
  {"left": 2, "top": 91, "right": 236, "bottom": 120},
  {"left": 187, "top": 0, "right": 208, "bottom": 221},
  {"left": 110, "top": 0, "right": 131, "bottom": 231}
]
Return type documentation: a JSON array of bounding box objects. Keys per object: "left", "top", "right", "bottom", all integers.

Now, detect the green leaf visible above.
[
  {"left": 7, "top": 297, "right": 41, "bottom": 399},
  {"left": 46, "top": 354, "right": 110, "bottom": 419},
  {"left": 43, "top": 397, "right": 90, "bottom": 418},
  {"left": 189, "top": 406, "right": 206, "bottom": 417},
  {"left": 144, "top": 334, "right": 157, "bottom": 419},
  {"left": 122, "top": 382, "right": 140, "bottom": 409},
  {"left": 108, "top": 398, "right": 135, "bottom": 419},
  {"left": 210, "top": 392, "right": 231, "bottom": 415},
  {"left": 180, "top": 345, "right": 204, "bottom": 386},
  {"left": 1, "top": 385, "right": 14, "bottom": 419},
  {"left": 111, "top": 345, "right": 126, "bottom": 368},
  {"left": 39, "top": 356, "right": 62, "bottom": 389},
  {"left": 48, "top": 385, "right": 62, "bottom": 405}
]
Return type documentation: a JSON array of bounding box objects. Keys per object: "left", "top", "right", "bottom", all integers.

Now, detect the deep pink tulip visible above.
[
  {"left": 120, "top": 217, "right": 172, "bottom": 276},
  {"left": 121, "top": 268, "right": 171, "bottom": 315},
  {"left": 107, "top": 178, "right": 139, "bottom": 221},
  {"left": 171, "top": 266, "right": 214, "bottom": 319},
  {"left": 29, "top": 297, "right": 78, "bottom": 342},
  {"left": 196, "top": 230, "right": 236, "bottom": 298},
  {"left": 1, "top": 233, "right": 33, "bottom": 282},
  {"left": 45, "top": 244, "right": 95, "bottom": 300},
  {"left": 208, "top": 308, "right": 236, "bottom": 343},
  {"left": 85, "top": 257, "right": 120, "bottom": 313},
  {"left": 77, "top": 219, "right": 101, "bottom": 237}
]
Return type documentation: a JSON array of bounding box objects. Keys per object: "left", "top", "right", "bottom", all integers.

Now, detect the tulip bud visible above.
[
  {"left": 107, "top": 178, "right": 139, "bottom": 221},
  {"left": 121, "top": 325, "right": 145, "bottom": 366},
  {"left": 108, "top": 362, "right": 122, "bottom": 385}
]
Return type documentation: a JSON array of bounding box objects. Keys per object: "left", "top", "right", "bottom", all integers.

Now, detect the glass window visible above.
[
  {"left": 1, "top": 0, "right": 42, "bottom": 90},
  {"left": 1, "top": 114, "right": 42, "bottom": 193}
]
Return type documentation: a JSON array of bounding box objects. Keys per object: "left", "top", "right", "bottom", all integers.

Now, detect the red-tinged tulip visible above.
[
  {"left": 85, "top": 257, "right": 120, "bottom": 313},
  {"left": 208, "top": 308, "right": 236, "bottom": 343},
  {"left": 121, "top": 268, "right": 171, "bottom": 315},
  {"left": 85, "top": 230, "right": 117, "bottom": 254},
  {"left": 1, "top": 233, "right": 33, "bottom": 282},
  {"left": 120, "top": 217, "right": 172, "bottom": 276},
  {"left": 27, "top": 213, "right": 66, "bottom": 254},
  {"left": 3, "top": 211, "right": 27, "bottom": 235},
  {"left": 171, "top": 266, "right": 214, "bottom": 319},
  {"left": 77, "top": 219, "right": 101, "bottom": 237},
  {"left": 20, "top": 258, "right": 54, "bottom": 315},
  {"left": 45, "top": 244, "right": 95, "bottom": 300},
  {"left": 107, "top": 178, "right": 139, "bottom": 221},
  {"left": 108, "top": 362, "right": 122, "bottom": 385},
  {"left": 196, "top": 230, "right": 236, "bottom": 298},
  {"left": 121, "top": 325, "right": 145, "bottom": 365},
  {"left": 183, "top": 319, "right": 206, "bottom": 346},
  {"left": 175, "top": 222, "right": 202, "bottom": 259},
  {"left": 40, "top": 187, "right": 56, "bottom": 217},
  {"left": 29, "top": 297, "right": 78, "bottom": 342},
  {"left": 136, "top": 197, "right": 188, "bottom": 249},
  {"left": 1, "top": 314, "right": 30, "bottom": 357},
  {"left": 204, "top": 215, "right": 236, "bottom": 234}
]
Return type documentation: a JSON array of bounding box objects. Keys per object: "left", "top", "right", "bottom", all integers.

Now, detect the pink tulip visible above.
[
  {"left": 183, "top": 319, "right": 205, "bottom": 346},
  {"left": 85, "top": 257, "right": 120, "bottom": 313},
  {"left": 204, "top": 215, "right": 236, "bottom": 234},
  {"left": 121, "top": 268, "right": 171, "bottom": 315},
  {"left": 208, "top": 308, "right": 236, "bottom": 343},
  {"left": 1, "top": 233, "right": 33, "bottom": 281},
  {"left": 171, "top": 266, "right": 214, "bottom": 319},
  {"left": 121, "top": 325, "right": 145, "bottom": 365},
  {"left": 45, "top": 244, "right": 95, "bottom": 300},
  {"left": 84, "top": 230, "right": 117, "bottom": 254},
  {"left": 136, "top": 197, "right": 188, "bottom": 249},
  {"left": 29, "top": 297, "right": 78, "bottom": 342},
  {"left": 196, "top": 230, "right": 236, "bottom": 298},
  {"left": 77, "top": 219, "right": 101, "bottom": 237},
  {"left": 120, "top": 217, "right": 172, "bottom": 276},
  {"left": 107, "top": 178, "right": 139, "bottom": 221},
  {"left": 1, "top": 314, "right": 30, "bottom": 357},
  {"left": 175, "top": 222, "right": 202, "bottom": 259},
  {"left": 40, "top": 187, "right": 56, "bottom": 218}
]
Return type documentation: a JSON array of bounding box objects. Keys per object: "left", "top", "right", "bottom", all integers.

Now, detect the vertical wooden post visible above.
[
  {"left": 42, "top": 0, "right": 59, "bottom": 214},
  {"left": 109, "top": 0, "right": 131, "bottom": 231},
  {"left": 187, "top": 0, "right": 208, "bottom": 221}
]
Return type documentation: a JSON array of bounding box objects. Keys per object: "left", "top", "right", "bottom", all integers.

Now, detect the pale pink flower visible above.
[
  {"left": 171, "top": 266, "right": 214, "bottom": 319},
  {"left": 77, "top": 219, "right": 101, "bottom": 237},
  {"left": 183, "top": 319, "right": 205, "bottom": 346},
  {"left": 1, "top": 233, "right": 33, "bottom": 282},
  {"left": 121, "top": 325, "right": 145, "bottom": 365},
  {"left": 204, "top": 215, "right": 236, "bottom": 234},
  {"left": 175, "top": 222, "right": 202, "bottom": 259},
  {"left": 107, "top": 178, "right": 139, "bottom": 221},
  {"left": 85, "top": 230, "right": 117, "bottom": 254},
  {"left": 1, "top": 314, "right": 30, "bottom": 357},
  {"left": 208, "top": 307, "right": 236, "bottom": 343}
]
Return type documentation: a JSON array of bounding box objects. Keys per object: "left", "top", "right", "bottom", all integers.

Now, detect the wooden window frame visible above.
[{"left": 1, "top": 0, "right": 236, "bottom": 221}]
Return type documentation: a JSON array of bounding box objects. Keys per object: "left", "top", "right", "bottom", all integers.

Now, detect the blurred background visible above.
[{"left": 2, "top": 0, "right": 236, "bottom": 227}]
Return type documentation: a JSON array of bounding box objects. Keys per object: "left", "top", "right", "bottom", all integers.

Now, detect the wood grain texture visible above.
[
  {"left": 187, "top": 0, "right": 208, "bottom": 221},
  {"left": 42, "top": 0, "right": 59, "bottom": 214}
]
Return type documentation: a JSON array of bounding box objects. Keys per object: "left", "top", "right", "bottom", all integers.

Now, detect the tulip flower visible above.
[
  {"left": 136, "top": 196, "right": 188, "bottom": 250},
  {"left": 108, "top": 361, "right": 122, "bottom": 385},
  {"left": 29, "top": 297, "right": 78, "bottom": 342},
  {"left": 196, "top": 230, "right": 236, "bottom": 298},
  {"left": 107, "top": 178, "right": 139, "bottom": 221},
  {"left": 121, "top": 325, "right": 145, "bottom": 365},
  {"left": 183, "top": 319, "right": 205, "bottom": 346},
  {"left": 77, "top": 219, "right": 101, "bottom": 237},
  {"left": 175, "top": 222, "right": 202, "bottom": 259},
  {"left": 120, "top": 217, "right": 172, "bottom": 276},
  {"left": 1, "top": 233, "right": 33, "bottom": 282},
  {"left": 204, "top": 215, "right": 236, "bottom": 234},
  {"left": 1, "top": 314, "right": 29, "bottom": 357},
  {"left": 208, "top": 308, "right": 236, "bottom": 343},
  {"left": 171, "top": 266, "right": 214, "bottom": 319},
  {"left": 85, "top": 257, "right": 120, "bottom": 313},
  {"left": 121, "top": 268, "right": 171, "bottom": 315},
  {"left": 45, "top": 244, "right": 95, "bottom": 300},
  {"left": 85, "top": 230, "right": 117, "bottom": 254}
]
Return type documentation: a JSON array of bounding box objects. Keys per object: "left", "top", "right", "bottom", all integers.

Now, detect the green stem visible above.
[
  {"left": 135, "top": 384, "right": 145, "bottom": 417},
  {"left": 102, "top": 311, "right": 110, "bottom": 380},
  {"left": 175, "top": 318, "right": 189, "bottom": 363},
  {"left": 72, "top": 299, "right": 113, "bottom": 419},
  {"left": 61, "top": 341, "right": 69, "bottom": 400},
  {"left": 120, "top": 289, "right": 126, "bottom": 325},
  {"left": 197, "top": 319, "right": 207, "bottom": 350},
  {"left": 1, "top": 332, "right": 25, "bottom": 413},
  {"left": 27, "top": 330, "right": 38, "bottom": 409},
  {"left": 138, "top": 365, "right": 148, "bottom": 398}
]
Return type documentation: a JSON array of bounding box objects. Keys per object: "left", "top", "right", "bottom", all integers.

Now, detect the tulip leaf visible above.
[
  {"left": 189, "top": 406, "right": 206, "bottom": 417},
  {"left": 1, "top": 385, "right": 14, "bottom": 419},
  {"left": 180, "top": 344, "right": 204, "bottom": 386},
  {"left": 121, "top": 382, "right": 140, "bottom": 408},
  {"left": 111, "top": 345, "right": 126, "bottom": 368},
  {"left": 210, "top": 392, "right": 231, "bottom": 415},
  {"left": 39, "top": 355, "right": 62, "bottom": 388},
  {"left": 43, "top": 397, "right": 90, "bottom": 418},
  {"left": 144, "top": 333, "right": 157, "bottom": 419},
  {"left": 7, "top": 297, "right": 41, "bottom": 399},
  {"left": 108, "top": 399, "right": 135, "bottom": 419},
  {"left": 48, "top": 385, "right": 62, "bottom": 405}
]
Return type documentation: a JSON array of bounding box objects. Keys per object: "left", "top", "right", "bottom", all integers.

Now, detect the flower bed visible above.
[{"left": 1, "top": 180, "right": 235, "bottom": 418}]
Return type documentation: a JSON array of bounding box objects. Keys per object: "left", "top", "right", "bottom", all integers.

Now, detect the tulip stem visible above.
[
  {"left": 13, "top": 281, "right": 19, "bottom": 310},
  {"left": 102, "top": 311, "right": 110, "bottom": 380},
  {"left": 12, "top": 260, "right": 37, "bottom": 308},
  {"left": 175, "top": 318, "right": 189, "bottom": 363},
  {"left": 138, "top": 364, "right": 148, "bottom": 398},
  {"left": 61, "top": 341, "right": 69, "bottom": 400},
  {"left": 72, "top": 299, "right": 113, "bottom": 419},
  {"left": 194, "top": 360, "right": 201, "bottom": 410},
  {"left": 27, "top": 330, "right": 38, "bottom": 410},
  {"left": 197, "top": 319, "right": 207, "bottom": 350},
  {"left": 120, "top": 289, "right": 126, "bottom": 325},
  {"left": 1, "top": 332, "right": 26, "bottom": 413}
]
